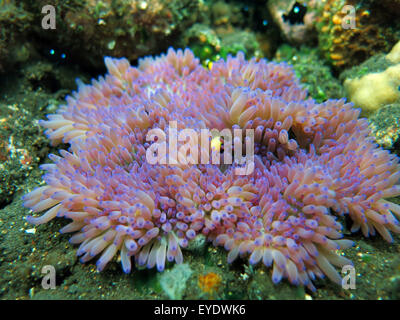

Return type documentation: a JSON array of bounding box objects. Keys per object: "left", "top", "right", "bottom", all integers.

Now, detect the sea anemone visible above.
[{"left": 23, "top": 48, "right": 400, "bottom": 291}]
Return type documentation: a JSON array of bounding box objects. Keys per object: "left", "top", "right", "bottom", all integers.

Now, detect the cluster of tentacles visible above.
[{"left": 23, "top": 48, "right": 400, "bottom": 291}]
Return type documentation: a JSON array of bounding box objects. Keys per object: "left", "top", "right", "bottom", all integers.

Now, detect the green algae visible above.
[
  {"left": 274, "top": 45, "right": 344, "bottom": 102},
  {"left": 184, "top": 23, "right": 262, "bottom": 67}
]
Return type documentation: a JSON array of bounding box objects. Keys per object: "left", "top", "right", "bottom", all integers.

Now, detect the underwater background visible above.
[{"left": 0, "top": 0, "right": 400, "bottom": 300}]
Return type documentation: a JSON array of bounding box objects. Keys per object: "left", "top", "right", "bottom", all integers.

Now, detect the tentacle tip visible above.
[
  {"left": 123, "top": 267, "right": 131, "bottom": 274},
  {"left": 26, "top": 215, "right": 40, "bottom": 225},
  {"left": 157, "top": 265, "right": 165, "bottom": 272},
  {"left": 272, "top": 277, "right": 281, "bottom": 284},
  {"left": 79, "top": 258, "right": 86, "bottom": 264},
  {"left": 96, "top": 261, "right": 105, "bottom": 272}
]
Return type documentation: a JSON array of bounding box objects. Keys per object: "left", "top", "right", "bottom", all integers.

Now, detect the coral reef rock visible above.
[
  {"left": 0, "top": 1, "right": 33, "bottom": 72},
  {"left": 268, "top": 0, "right": 319, "bottom": 45},
  {"left": 369, "top": 104, "right": 400, "bottom": 153},
  {"left": 25, "top": 0, "right": 201, "bottom": 69},
  {"left": 344, "top": 41, "right": 400, "bottom": 115},
  {"left": 316, "top": 0, "right": 400, "bottom": 70}
]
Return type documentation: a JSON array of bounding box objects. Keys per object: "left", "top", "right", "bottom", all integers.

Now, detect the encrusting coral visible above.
[
  {"left": 344, "top": 41, "right": 400, "bottom": 115},
  {"left": 23, "top": 48, "right": 400, "bottom": 291}
]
